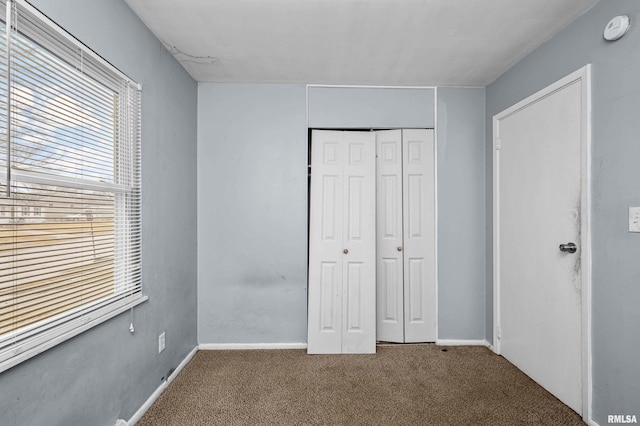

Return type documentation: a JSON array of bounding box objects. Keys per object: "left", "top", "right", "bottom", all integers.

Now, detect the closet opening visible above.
[{"left": 306, "top": 129, "right": 436, "bottom": 354}]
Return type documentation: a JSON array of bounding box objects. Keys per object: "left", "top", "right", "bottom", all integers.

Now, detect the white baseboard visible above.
[
  {"left": 588, "top": 419, "right": 600, "bottom": 426},
  {"left": 436, "top": 339, "right": 490, "bottom": 347},
  {"left": 198, "top": 342, "right": 308, "bottom": 350},
  {"left": 128, "top": 345, "right": 198, "bottom": 426}
]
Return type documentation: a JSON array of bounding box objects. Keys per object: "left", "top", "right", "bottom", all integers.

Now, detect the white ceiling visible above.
[{"left": 125, "top": 0, "right": 599, "bottom": 86}]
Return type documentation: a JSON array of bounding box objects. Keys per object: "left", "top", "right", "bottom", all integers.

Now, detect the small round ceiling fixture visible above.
[{"left": 604, "top": 15, "right": 631, "bottom": 41}]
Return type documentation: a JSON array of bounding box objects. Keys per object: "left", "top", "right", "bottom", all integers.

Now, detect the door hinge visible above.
[
  {"left": 496, "top": 326, "right": 501, "bottom": 340},
  {"left": 495, "top": 138, "right": 501, "bottom": 151}
]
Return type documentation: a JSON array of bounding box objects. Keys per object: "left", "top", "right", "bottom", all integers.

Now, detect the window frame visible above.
[{"left": 0, "top": 0, "right": 145, "bottom": 373}]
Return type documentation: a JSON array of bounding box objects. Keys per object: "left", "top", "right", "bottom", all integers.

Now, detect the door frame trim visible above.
[{"left": 492, "top": 65, "right": 592, "bottom": 422}]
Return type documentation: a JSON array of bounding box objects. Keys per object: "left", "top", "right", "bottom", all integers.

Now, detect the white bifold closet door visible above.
[
  {"left": 376, "top": 129, "right": 436, "bottom": 343},
  {"left": 307, "top": 130, "right": 377, "bottom": 354}
]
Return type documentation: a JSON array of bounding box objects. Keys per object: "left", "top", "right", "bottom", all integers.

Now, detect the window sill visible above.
[{"left": 0, "top": 294, "right": 148, "bottom": 374}]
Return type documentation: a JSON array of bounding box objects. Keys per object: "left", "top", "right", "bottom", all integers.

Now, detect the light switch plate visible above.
[{"left": 629, "top": 207, "right": 640, "bottom": 232}]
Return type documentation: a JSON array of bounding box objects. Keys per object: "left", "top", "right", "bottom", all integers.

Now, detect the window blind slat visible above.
[
  {"left": 11, "top": 44, "right": 118, "bottom": 105},
  {"left": 10, "top": 96, "right": 116, "bottom": 143},
  {"left": 0, "top": 266, "right": 114, "bottom": 304}
]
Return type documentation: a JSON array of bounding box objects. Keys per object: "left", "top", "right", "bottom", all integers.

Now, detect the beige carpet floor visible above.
[{"left": 138, "top": 344, "right": 585, "bottom": 425}]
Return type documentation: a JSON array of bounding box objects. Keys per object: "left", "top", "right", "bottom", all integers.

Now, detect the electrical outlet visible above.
[
  {"left": 158, "top": 332, "right": 166, "bottom": 353},
  {"left": 629, "top": 207, "right": 640, "bottom": 232}
]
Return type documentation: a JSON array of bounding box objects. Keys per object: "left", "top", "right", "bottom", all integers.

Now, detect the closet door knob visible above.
[
  {"left": 343, "top": 249, "right": 349, "bottom": 254},
  {"left": 397, "top": 246, "right": 403, "bottom": 252},
  {"left": 559, "top": 242, "right": 577, "bottom": 253}
]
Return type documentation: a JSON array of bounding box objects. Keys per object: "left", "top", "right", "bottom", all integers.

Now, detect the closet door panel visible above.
[
  {"left": 402, "top": 129, "right": 436, "bottom": 343},
  {"left": 308, "top": 131, "right": 344, "bottom": 354},
  {"left": 375, "top": 130, "right": 404, "bottom": 343},
  {"left": 342, "top": 133, "right": 376, "bottom": 354}
]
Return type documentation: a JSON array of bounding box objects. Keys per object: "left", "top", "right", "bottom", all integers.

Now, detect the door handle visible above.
[
  {"left": 397, "top": 246, "right": 403, "bottom": 252},
  {"left": 343, "top": 249, "right": 348, "bottom": 254},
  {"left": 559, "top": 242, "right": 577, "bottom": 253}
]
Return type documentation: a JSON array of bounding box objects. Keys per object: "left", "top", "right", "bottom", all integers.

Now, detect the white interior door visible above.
[
  {"left": 494, "top": 67, "right": 590, "bottom": 416},
  {"left": 375, "top": 129, "right": 436, "bottom": 343},
  {"left": 308, "top": 130, "right": 376, "bottom": 354}
]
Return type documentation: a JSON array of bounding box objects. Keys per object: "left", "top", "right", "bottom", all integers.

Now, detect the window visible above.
[{"left": 0, "top": 0, "right": 143, "bottom": 372}]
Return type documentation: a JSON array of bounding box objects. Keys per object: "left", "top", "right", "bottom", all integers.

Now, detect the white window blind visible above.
[{"left": 0, "top": 0, "right": 143, "bottom": 372}]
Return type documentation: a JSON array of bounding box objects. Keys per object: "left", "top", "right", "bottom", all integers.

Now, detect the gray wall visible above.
[
  {"left": 437, "top": 88, "right": 486, "bottom": 339},
  {"left": 486, "top": 0, "right": 640, "bottom": 422},
  {"left": 198, "top": 84, "right": 486, "bottom": 344},
  {"left": 197, "top": 84, "right": 309, "bottom": 343},
  {"left": 308, "top": 86, "right": 435, "bottom": 128},
  {"left": 0, "top": 1, "right": 198, "bottom": 425}
]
